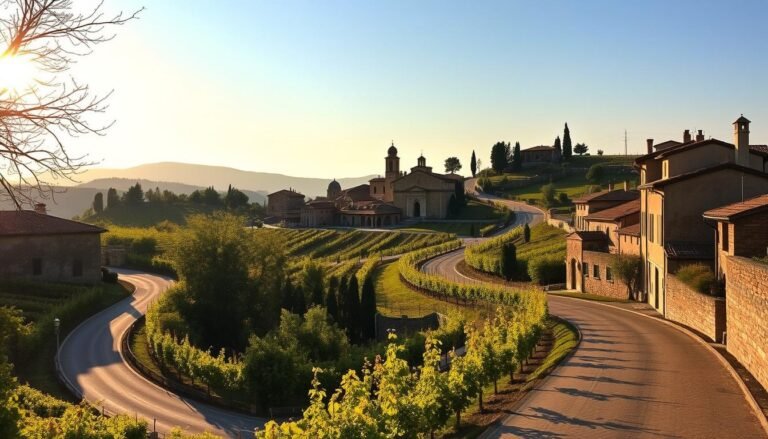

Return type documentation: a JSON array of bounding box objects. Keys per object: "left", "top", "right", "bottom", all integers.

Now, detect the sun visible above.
[{"left": 0, "top": 54, "right": 36, "bottom": 93}]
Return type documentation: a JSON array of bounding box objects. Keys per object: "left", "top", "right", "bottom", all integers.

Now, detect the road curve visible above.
[
  {"left": 423, "top": 249, "right": 767, "bottom": 439},
  {"left": 58, "top": 269, "right": 265, "bottom": 438}
]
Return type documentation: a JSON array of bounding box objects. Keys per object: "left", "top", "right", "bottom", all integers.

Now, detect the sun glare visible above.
[{"left": 0, "top": 54, "right": 36, "bottom": 93}]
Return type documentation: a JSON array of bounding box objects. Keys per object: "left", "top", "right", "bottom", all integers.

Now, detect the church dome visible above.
[
  {"left": 388, "top": 141, "right": 398, "bottom": 156},
  {"left": 328, "top": 179, "right": 341, "bottom": 192}
]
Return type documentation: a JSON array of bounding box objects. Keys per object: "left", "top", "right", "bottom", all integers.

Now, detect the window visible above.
[
  {"left": 722, "top": 224, "right": 729, "bottom": 252},
  {"left": 373, "top": 186, "right": 377, "bottom": 194},
  {"left": 583, "top": 262, "right": 589, "bottom": 277},
  {"left": 606, "top": 266, "right": 613, "bottom": 282},
  {"left": 649, "top": 213, "right": 655, "bottom": 243},
  {"left": 32, "top": 258, "right": 42, "bottom": 276},
  {"left": 593, "top": 264, "right": 600, "bottom": 279},
  {"left": 72, "top": 259, "right": 83, "bottom": 277}
]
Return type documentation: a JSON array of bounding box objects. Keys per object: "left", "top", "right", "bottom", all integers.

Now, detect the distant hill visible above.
[
  {"left": 77, "top": 178, "right": 268, "bottom": 205},
  {"left": 74, "top": 162, "right": 377, "bottom": 198},
  {"left": 0, "top": 187, "right": 104, "bottom": 220}
]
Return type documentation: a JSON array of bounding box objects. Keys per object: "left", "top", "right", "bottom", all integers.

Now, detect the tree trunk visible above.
[
  {"left": 455, "top": 410, "right": 461, "bottom": 428},
  {"left": 510, "top": 370, "right": 515, "bottom": 384},
  {"left": 478, "top": 390, "right": 484, "bottom": 412},
  {"left": 494, "top": 380, "right": 498, "bottom": 394}
]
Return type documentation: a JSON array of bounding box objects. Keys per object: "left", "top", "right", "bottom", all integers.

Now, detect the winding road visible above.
[
  {"left": 424, "top": 245, "right": 767, "bottom": 438},
  {"left": 58, "top": 269, "right": 265, "bottom": 437}
]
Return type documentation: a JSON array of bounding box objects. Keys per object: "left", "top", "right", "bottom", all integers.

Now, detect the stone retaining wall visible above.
[
  {"left": 582, "top": 250, "right": 627, "bottom": 299},
  {"left": 725, "top": 256, "right": 768, "bottom": 391},
  {"left": 665, "top": 275, "right": 725, "bottom": 342}
]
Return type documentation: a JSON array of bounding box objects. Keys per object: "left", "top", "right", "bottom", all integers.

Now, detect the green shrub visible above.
[
  {"left": 527, "top": 254, "right": 565, "bottom": 285},
  {"left": 541, "top": 183, "right": 556, "bottom": 206},
  {"left": 676, "top": 264, "right": 716, "bottom": 294},
  {"left": 586, "top": 164, "right": 604, "bottom": 182}
]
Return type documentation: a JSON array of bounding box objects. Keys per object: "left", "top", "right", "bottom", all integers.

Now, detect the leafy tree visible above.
[
  {"left": 586, "top": 164, "right": 604, "bottom": 182},
  {"left": 414, "top": 338, "right": 451, "bottom": 437},
  {"left": 562, "top": 123, "right": 573, "bottom": 159},
  {"left": 524, "top": 223, "right": 531, "bottom": 243},
  {"left": 597, "top": 149, "right": 604, "bottom": 156},
  {"left": 202, "top": 186, "right": 221, "bottom": 205},
  {"left": 611, "top": 254, "right": 643, "bottom": 300},
  {"left": 500, "top": 243, "right": 517, "bottom": 281},
  {"left": 444, "top": 157, "right": 462, "bottom": 174},
  {"left": 490, "top": 141, "right": 509, "bottom": 174},
  {"left": 172, "top": 213, "right": 257, "bottom": 351},
  {"left": 243, "top": 332, "right": 307, "bottom": 409},
  {"left": 541, "top": 183, "right": 557, "bottom": 206},
  {"left": 360, "top": 276, "right": 377, "bottom": 340},
  {"left": 294, "top": 285, "right": 307, "bottom": 316},
  {"left": 92, "top": 192, "right": 104, "bottom": 213},
  {"left": 574, "top": 143, "right": 589, "bottom": 156},
  {"left": 470, "top": 150, "right": 477, "bottom": 177},
  {"left": 122, "top": 182, "right": 144, "bottom": 204},
  {"left": 558, "top": 192, "right": 569, "bottom": 204},
  {"left": 512, "top": 141, "right": 522, "bottom": 170},
  {"left": 225, "top": 184, "right": 249, "bottom": 210},
  {"left": 106, "top": 187, "right": 120, "bottom": 209},
  {"left": 0, "top": 308, "right": 24, "bottom": 438},
  {"left": 0, "top": 0, "right": 140, "bottom": 207}
]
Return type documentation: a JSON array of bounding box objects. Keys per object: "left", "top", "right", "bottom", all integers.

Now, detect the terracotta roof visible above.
[
  {"left": 653, "top": 140, "right": 682, "bottom": 151},
  {"left": 340, "top": 202, "right": 401, "bottom": 215},
  {"left": 522, "top": 145, "right": 555, "bottom": 152},
  {"left": 573, "top": 189, "right": 640, "bottom": 204},
  {"left": 0, "top": 211, "right": 106, "bottom": 236},
  {"left": 304, "top": 200, "right": 335, "bottom": 209},
  {"left": 584, "top": 199, "right": 640, "bottom": 222},
  {"left": 566, "top": 231, "right": 608, "bottom": 241},
  {"left": 268, "top": 189, "right": 305, "bottom": 198},
  {"left": 638, "top": 162, "right": 768, "bottom": 189},
  {"left": 702, "top": 193, "right": 768, "bottom": 221},
  {"left": 636, "top": 138, "right": 768, "bottom": 165},
  {"left": 617, "top": 223, "right": 641, "bottom": 236},
  {"left": 665, "top": 241, "right": 715, "bottom": 260}
]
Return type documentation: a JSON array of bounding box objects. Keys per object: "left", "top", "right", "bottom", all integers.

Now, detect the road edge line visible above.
[{"left": 552, "top": 294, "right": 768, "bottom": 436}]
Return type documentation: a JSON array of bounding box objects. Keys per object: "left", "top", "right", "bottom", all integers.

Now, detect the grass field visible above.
[{"left": 374, "top": 262, "right": 485, "bottom": 320}]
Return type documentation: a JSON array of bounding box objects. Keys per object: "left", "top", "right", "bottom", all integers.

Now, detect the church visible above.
[{"left": 293, "top": 142, "right": 463, "bottom": 227}]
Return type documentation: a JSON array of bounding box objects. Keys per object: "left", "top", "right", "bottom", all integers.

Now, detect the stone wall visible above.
[
  {"left": 725, "top": 256, "right": 768, "bottom": 392},
  {"left": 582, "top": 250, "right": 628, "bottom": 299},
  {"left": 0, "top": 233, "right": 102, "bottom": 283},
  {"left": 666, "top": 275, "right": 725, "bottom": 342}
]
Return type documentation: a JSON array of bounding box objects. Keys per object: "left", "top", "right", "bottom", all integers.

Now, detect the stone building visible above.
[
  {"left": 266, "top": 189, "right": 305, "bottom": 224},
  {"left": 573, "top": 186, "right": 638, "bottom": 231},
  {"left": 636, "top": 116, "right": 768, "bottom": 315},
  {"left": 298, "top": 142, "right": 462, "bottom": 227},
  {"left": 0, "top": 206, "right": 105, "bottom": 284},
  {"left": 520, "top": 145, "right": 559, "bottom": 164}
]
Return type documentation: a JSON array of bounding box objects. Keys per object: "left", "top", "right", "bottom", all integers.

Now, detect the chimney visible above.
[
  {"left": 34, "top": 203, "right": 47, "bottom": 215},
  {"left": 696, "top": 129, "right": 705, "bottom": 142},
  {"left": 608, "top": 182, "right": 613, "bottom": 191},
  {"left": 734, "top": 115, "right": 751, "bottom": 167},
  {"left": 623, "top": 180, "right": 629, "bottom": 191},
  {"left": 683, "top": 129, "right": 692, "bottom": 143},
  {"left": 646, "top": 139, "right": 654, "bottom": 154}
]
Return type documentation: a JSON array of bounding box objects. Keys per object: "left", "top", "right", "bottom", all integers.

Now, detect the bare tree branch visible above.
[{"left": 0, "top": 0, "right": 141, "bottom": 208}]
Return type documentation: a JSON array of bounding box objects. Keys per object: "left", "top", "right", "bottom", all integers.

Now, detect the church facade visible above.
[{"left": 284, "top": 142, "right": 463, "bottom": 227}]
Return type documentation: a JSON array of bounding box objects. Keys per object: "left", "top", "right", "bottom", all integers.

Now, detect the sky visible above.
[{"left": 57, "top": 0, "right": 768, "bottom": 178}]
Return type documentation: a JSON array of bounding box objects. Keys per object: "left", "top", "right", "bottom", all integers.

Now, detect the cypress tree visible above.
[
  {"left": 337, "top": 276, "right": 349, "bottom": 327},
  {"left": 92, "top": 192, "right": 104, "bottom": 213},
  {"left": 554, "top": 136, "right": 562, "bottom": 161},
  {"left": 501, "top": 243, "right": 517, "bottom": 281},
  {"left": 311, "top": 283, "right": 324, "bottom": 306},
  {"left": 470, "top": 150, "right": 477, "bottom": 177},
  {"left": 346, "top": 276, "right": 361, "bottom": 342},
  {"left": 524, "top": 223, "right": 531, "bottom": 243},
  {"left": 325, "top": 285, "right": 339, "bottom": 322},
  {"left": 512, "top": 142, "right": 522, "bottom": 170},
  {"left": 281, "top": 279, "right": 294, "bottom": 311},
  {"left": 294, "top": 286, "right": 307, "bottom": 315},
  {"left": 562, "top": 123, "right": 572, "bottom": 159},
  {"left": 360, "top": 276, "right": 377, "bottom": 340}
]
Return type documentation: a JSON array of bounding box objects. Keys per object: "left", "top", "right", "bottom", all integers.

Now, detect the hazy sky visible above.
[{"left": 66, "top": 0, "right": 768, "bottom": 178}]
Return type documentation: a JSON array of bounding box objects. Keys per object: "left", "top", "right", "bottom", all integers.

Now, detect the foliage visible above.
[
  {"left": 553, "top": 136, "right": 562, "bottom": 158},
  {"left": 122, "top": 182, "right": 145, "bottom": 205},
  {"left": 490, "top": 141, "right": 510, "bottom": 173},
  {"left": 540, "top": 183, "right": 557, "bottom": 206},
  {"left": 574, "top": 142, "right": 589, "bottom": 156},
  {"left": 586, "top": 164, "right": 604, "bottom": 182},
  {"left": 445, "top": 157, "right": 462, "bottom": 174},
  {"left": 524, "top": 223, "right": 531, "bottom": 243},
  {"left": 611, "top": 254, "right": 643, "bottom": 300},
  {"left": 107, "top": 188, "right": 120, "bottom": 209},
  {"left": 676, "top": 264, "right": 716, "bottom": 295},
  {"left": 562, "top": 123, "right": 572, "bottom": 159},
  {"left": 466, "top": 227, "right": 522, "bottom": 274},
  {"left": 597, "top": 149, "right": 604, "bottom": 156},
  {"left": 500, "top": 243, "right": 517, "bottom": 281},
  {"left": 558, "top": 192, "right": 569, "bottom": 204},
  {"left": 92, "top": 192, "right": 104, "bottom": 214},
  {"left": 360, "top": 276, "right": 377, "bottom": 341},
  {"left": 527, "top": 254, "right": 566, "bottom": 285},
  {"left": 470, "top": 150, "right": 477, "bottom": 177}
]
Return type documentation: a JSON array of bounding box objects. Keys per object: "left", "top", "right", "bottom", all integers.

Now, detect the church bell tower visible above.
[{"left": 384, "top": 141, "right": 400, "bottom": 202}]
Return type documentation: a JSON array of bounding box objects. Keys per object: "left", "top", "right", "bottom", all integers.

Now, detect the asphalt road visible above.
[
  {"left": 58, "top": 269, "right": 265, "bottom": 438},
  {"left": 423, "top": 247, "right": 767, "bottom": 438}
]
